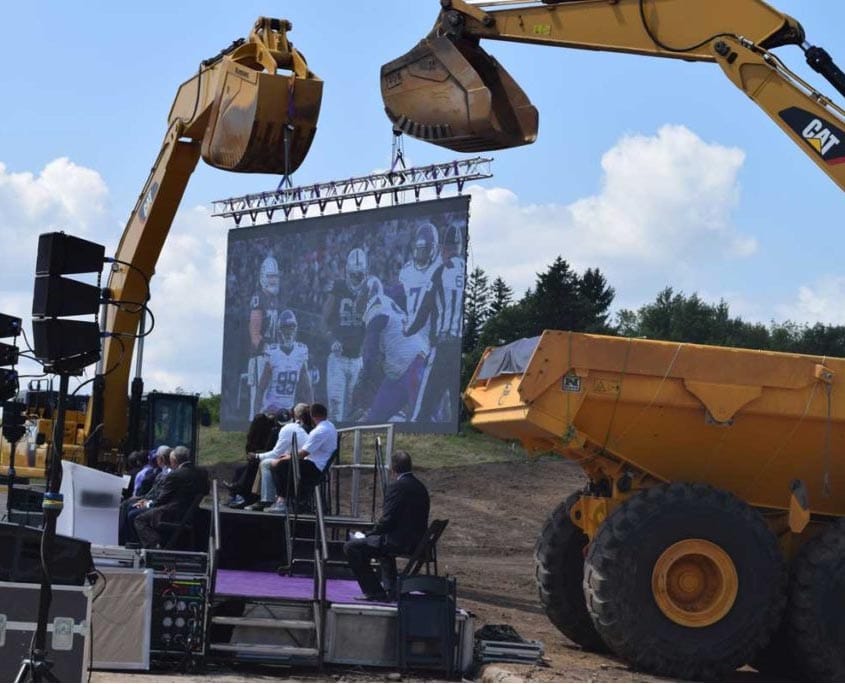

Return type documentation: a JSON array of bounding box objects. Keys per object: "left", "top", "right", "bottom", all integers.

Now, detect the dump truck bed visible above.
[{"left": 464, "top": 331, "right": 845, "bottom": 516}]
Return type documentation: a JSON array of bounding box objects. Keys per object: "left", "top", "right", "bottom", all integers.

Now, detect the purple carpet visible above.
[{"left": 214, "top": 569, "right": 394, "bottom": 605}]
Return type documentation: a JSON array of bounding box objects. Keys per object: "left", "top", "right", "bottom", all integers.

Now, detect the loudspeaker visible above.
[
  {"left": 35, "top": 232, "right": 105, "bottom": 276},
  {"left": 31, "top": 318, "right": 101, "bottom": 363},
  {"left": 32, "top": 275, "right": 102, "bottom": 317},
  {"left": 0, "top": 522, "right": 94, "bottom": 585}
]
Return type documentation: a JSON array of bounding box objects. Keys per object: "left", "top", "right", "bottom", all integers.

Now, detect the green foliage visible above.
[
  {"left": 197, "top": 422, "right": 528, "bottom": 469},
  {"left": 489, "top": 276, "right": 514, "bottom": 317},
  {"left": 617, "top": 288, "right": 845, "bottom": 357},
  {"left": 476, "top": 258, "right": 616, "bottom": 349},
  {"left": 463, "top": 267, "right": 492, "bottom": 353},
  {"left": 198, "top": 392, "right": 221, "bottom": 424}
]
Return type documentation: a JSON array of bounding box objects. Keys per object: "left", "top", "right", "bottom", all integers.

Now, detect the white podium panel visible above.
[{"left": 57, "top": 461, "right": 128, "bottom": 545}]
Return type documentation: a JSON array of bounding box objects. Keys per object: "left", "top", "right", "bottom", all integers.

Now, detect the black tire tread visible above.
[
  {"left": 788, "top": 516, "right": 845, "bottom": 681},
  {"left": 584, "top": 482, "right": 786, "bottom": 681},
  {"left": 534, "top": 492, "right": 606, "bottom": 652}
]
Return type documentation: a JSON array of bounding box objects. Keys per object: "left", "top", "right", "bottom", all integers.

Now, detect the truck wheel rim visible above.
[{"left": 651, "top": 539, "right": 738, "bottom": 628}]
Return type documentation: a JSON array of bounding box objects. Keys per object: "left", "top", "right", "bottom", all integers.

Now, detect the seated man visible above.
[
  {"left": 247, "top": 403, "right": 310, "bottom": 511},
  {"left": 118, "top": 445, "right": 172, "bottom": 545},
  {"left": 133, "top": 446, "right": 209, "bottom": 549},
  {"left": 343, "top": 450, "right": 430, "bottom": 601},
  {"left": 265, "top": 402, "right": 336, "bottom": 514}
]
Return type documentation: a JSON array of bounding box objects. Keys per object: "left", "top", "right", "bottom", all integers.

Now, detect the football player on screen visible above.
[
  {"left": 257, "top": 309, "right": 314, "bottom": 414},
  {"left": 321, "top": 247, "right": 367, "bottom": 421},
  {"left": 246, "top": 254, "right": 282, "bottom": 417},
  {"left": 398, "top": 222, "right": 442, "bottom": 345},
  {"left": 350, "top": 276, "right": 427, "bottom": 423},
  {"left": 405, "top": 221, "right": 466, "bottom": 423}
]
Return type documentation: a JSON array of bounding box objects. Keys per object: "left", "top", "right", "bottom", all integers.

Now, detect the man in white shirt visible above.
[
  {"left": 245, "top": 404, "right": 310, "bottom": 512},
  {"left": 266, "top": 403, "right": 338, "bottom": 514}
]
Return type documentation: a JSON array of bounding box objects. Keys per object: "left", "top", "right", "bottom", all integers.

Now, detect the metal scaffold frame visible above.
[{"left": 211, "top": 157, "right": 493, "bottom": 226}]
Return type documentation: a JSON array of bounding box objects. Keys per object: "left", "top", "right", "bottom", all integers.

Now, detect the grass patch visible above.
[{"left": 197, "top": 423, "right": 530, "bottom": 470}]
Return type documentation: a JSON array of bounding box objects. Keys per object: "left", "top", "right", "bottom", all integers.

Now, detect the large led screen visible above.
[{"left": 220, "top": 195, "right": 470, "bottom": 434}]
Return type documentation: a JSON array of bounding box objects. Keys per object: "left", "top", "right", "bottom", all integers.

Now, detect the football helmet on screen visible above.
[
  {"left": 278, "top": 309, "right": 298, "bottom": 350},
  {"left": 442, "top": 222, "right": 463, "bottom": 256},
  {"left": 345, "top": 248, "right": 368, "bottom": 293},
  {"left": 361, "top": 275, "right": 384, "bottom": 318},
  {"left": 412, "top": 222, "right": 439, "bottom": 269},
  {"left": 260, "top": 255, "right": 280, "bottom": 295}
]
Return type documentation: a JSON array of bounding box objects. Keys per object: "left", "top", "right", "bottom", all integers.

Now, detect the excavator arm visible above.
[
  {"left": 380, "top": 0, "right": 845, "bottom": 191},
  {"left": 88, "top": 18, "right": 322, "bottom": 456}
]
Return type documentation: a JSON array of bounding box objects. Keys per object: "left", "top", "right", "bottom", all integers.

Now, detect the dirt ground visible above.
[{"left": 422, "top": 457, "right": 665, "bottom": 683}]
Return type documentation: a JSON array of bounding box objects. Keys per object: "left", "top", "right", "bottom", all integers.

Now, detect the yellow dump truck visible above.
[{"left": 464, "top": 331, "right": 845, "bottom": 680}]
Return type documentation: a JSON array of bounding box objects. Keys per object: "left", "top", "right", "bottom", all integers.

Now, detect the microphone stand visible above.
[{"left": 15, "top": 371, "right": 71, "bottom": 683}]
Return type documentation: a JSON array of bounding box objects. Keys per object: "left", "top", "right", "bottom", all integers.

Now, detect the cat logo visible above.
[
  {"left": 803, "top": 119, "right": 841, "bottom": 156},
  {"left": 139, "top": 181, "right": 159, "bottom": 223},
  {"left": 780, "top": 107, "right": 845, "bottom": 165}
]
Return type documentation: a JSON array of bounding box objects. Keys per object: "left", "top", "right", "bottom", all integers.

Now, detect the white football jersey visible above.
[
  {"left": 435, "top": 256, "right": 465, "bottom": 339},
  {"left": 364, "top": 295, "right": 427, "bottom": 380},
  {"left": 399, "top": 257, "right": 441, "bottom": 322},
  {"left": 262, "top": 342, "right": 309, "bottom": 411}
]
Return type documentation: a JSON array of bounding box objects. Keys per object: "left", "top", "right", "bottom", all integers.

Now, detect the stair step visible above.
[
  {"left": 211, "top": 616, "right": 315, "bottom": 630},
  {"left": 210, "top": 643, "right": 319, "bottom": 657}
]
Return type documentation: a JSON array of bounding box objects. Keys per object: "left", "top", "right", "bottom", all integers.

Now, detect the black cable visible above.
[
  {"left": 88, "top": 570, "right": 108, "bottom": 683},
  {"left": 638, "top": 0, "right": 737, "bottom": 54},
  {"left": 105, "top": 258, "right": 152, "bottom": 302},
  {"left": 106, "top": 300, "right": 156, "bottom": 337},
  {"left": 20, "top": 327, "right": 35, "bottom": 355},
  {"left": 70, "top": 336, "right": 126, "bottom": 396}
]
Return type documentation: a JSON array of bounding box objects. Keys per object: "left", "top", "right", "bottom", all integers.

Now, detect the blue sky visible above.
[{"left": 1, "top": 1, "right": 843, "bottom": 394}]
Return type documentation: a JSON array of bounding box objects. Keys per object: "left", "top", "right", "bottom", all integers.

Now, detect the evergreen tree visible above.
[
  {"left": 463, "top": 267, "right": 492, "bottom": 353},
  {"left": 489, "top": 276, "right": 514, "bottom": 317},
  {"left": 577, "top": 267, "right": 616, "bottom": 333}
]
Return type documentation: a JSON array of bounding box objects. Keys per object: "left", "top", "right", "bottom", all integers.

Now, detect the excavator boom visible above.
[
  {"left": 90, "top": 18, "right": 322, "bottom": 454},
  {"left": 381, "top": 0, "right": 845, "bottom": 190}
]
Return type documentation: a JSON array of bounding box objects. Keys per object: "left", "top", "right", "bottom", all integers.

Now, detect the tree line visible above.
[{"left": 461, "top": 257, "right": 845, "bottom": 388}]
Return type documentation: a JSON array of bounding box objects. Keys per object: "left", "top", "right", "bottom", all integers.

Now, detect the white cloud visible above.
[
  {"left": 776, "top": 276, "right": 845, "bottom": 325},
  {"left": 140, "top": 205, "right": 227, "bottom": 394},
  {"left": 0, "top": 158, "right": 110, "bottom": 281},
  {"left": 0, "top": 128, "right": 780, "bottom": 397},
  {"left": 467, "top": 124, "right": 751, "bottom": 305}
]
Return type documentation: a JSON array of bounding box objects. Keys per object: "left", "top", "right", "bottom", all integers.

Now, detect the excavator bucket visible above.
[
  {"left": 380, "top": 35, "right": 538, "bottom": 152},
  {"left": 202, "top": 58, "right": 323, "bottom": 174}
]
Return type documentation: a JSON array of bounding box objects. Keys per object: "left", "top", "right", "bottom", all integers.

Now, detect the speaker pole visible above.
[
  {"left": 5, "top": 437, "right": 20, "bottom": 521},
  {"left": 16, "top": 372, "right": 68, "bottom": 683}
]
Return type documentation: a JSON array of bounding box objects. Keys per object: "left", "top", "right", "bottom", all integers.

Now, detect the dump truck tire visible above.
[
  {"left": 583, "top": 482, "right": 786, "bottom": 680},
  {"left": 787, "top": 517, "right": 845, "bottom": 681},
  {"left": 534, "top": 492, "right": 607, "bottom": 652}
]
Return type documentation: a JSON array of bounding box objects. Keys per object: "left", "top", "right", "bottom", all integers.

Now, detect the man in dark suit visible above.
[
  {"left": 133, "top": 446, "right": 209, "bottom": 549},
  {"left": 344, "top": 450, "right": 430, "bottom": 601}
]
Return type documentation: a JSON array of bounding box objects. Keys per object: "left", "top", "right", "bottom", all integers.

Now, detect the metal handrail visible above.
[{"left": 211, "top": 479, "right": 221, "bottom": 553}]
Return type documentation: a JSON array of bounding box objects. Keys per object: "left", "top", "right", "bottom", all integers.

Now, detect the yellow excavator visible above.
[
  {"left": 0, "top": 17, "right": 322, "bottom": 478},
  {"left": 382, "top": 0, "right": 845, "bottom": 680},
  {"left": 381, "top": 0, "right": 845, "bottom": 189}
]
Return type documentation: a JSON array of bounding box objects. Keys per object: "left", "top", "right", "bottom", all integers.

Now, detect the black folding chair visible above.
[
  {"left": 159, "top": 493, "right": 205, "bottom": 550},
  {"left": 400, "top": 519, "right": 449, "bottom": 578}
]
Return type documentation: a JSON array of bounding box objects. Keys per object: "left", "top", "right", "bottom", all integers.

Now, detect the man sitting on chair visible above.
[
  {"left": 344, "top": 450, "right": 430, "bottom": 601},
  {"left": 133, "top": 446, "right": 209, "bottom": 549},
  {"left": 265, "top": 403, "right": 337, "bottom": 514}
]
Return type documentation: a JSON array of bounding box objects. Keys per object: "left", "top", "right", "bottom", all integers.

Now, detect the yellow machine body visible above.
[
  {"left": 381, "top": 0, "right": 845, "bottom": 191},
  {"left": 465, "top": 331, "right": 845, "bottom": 518}
]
